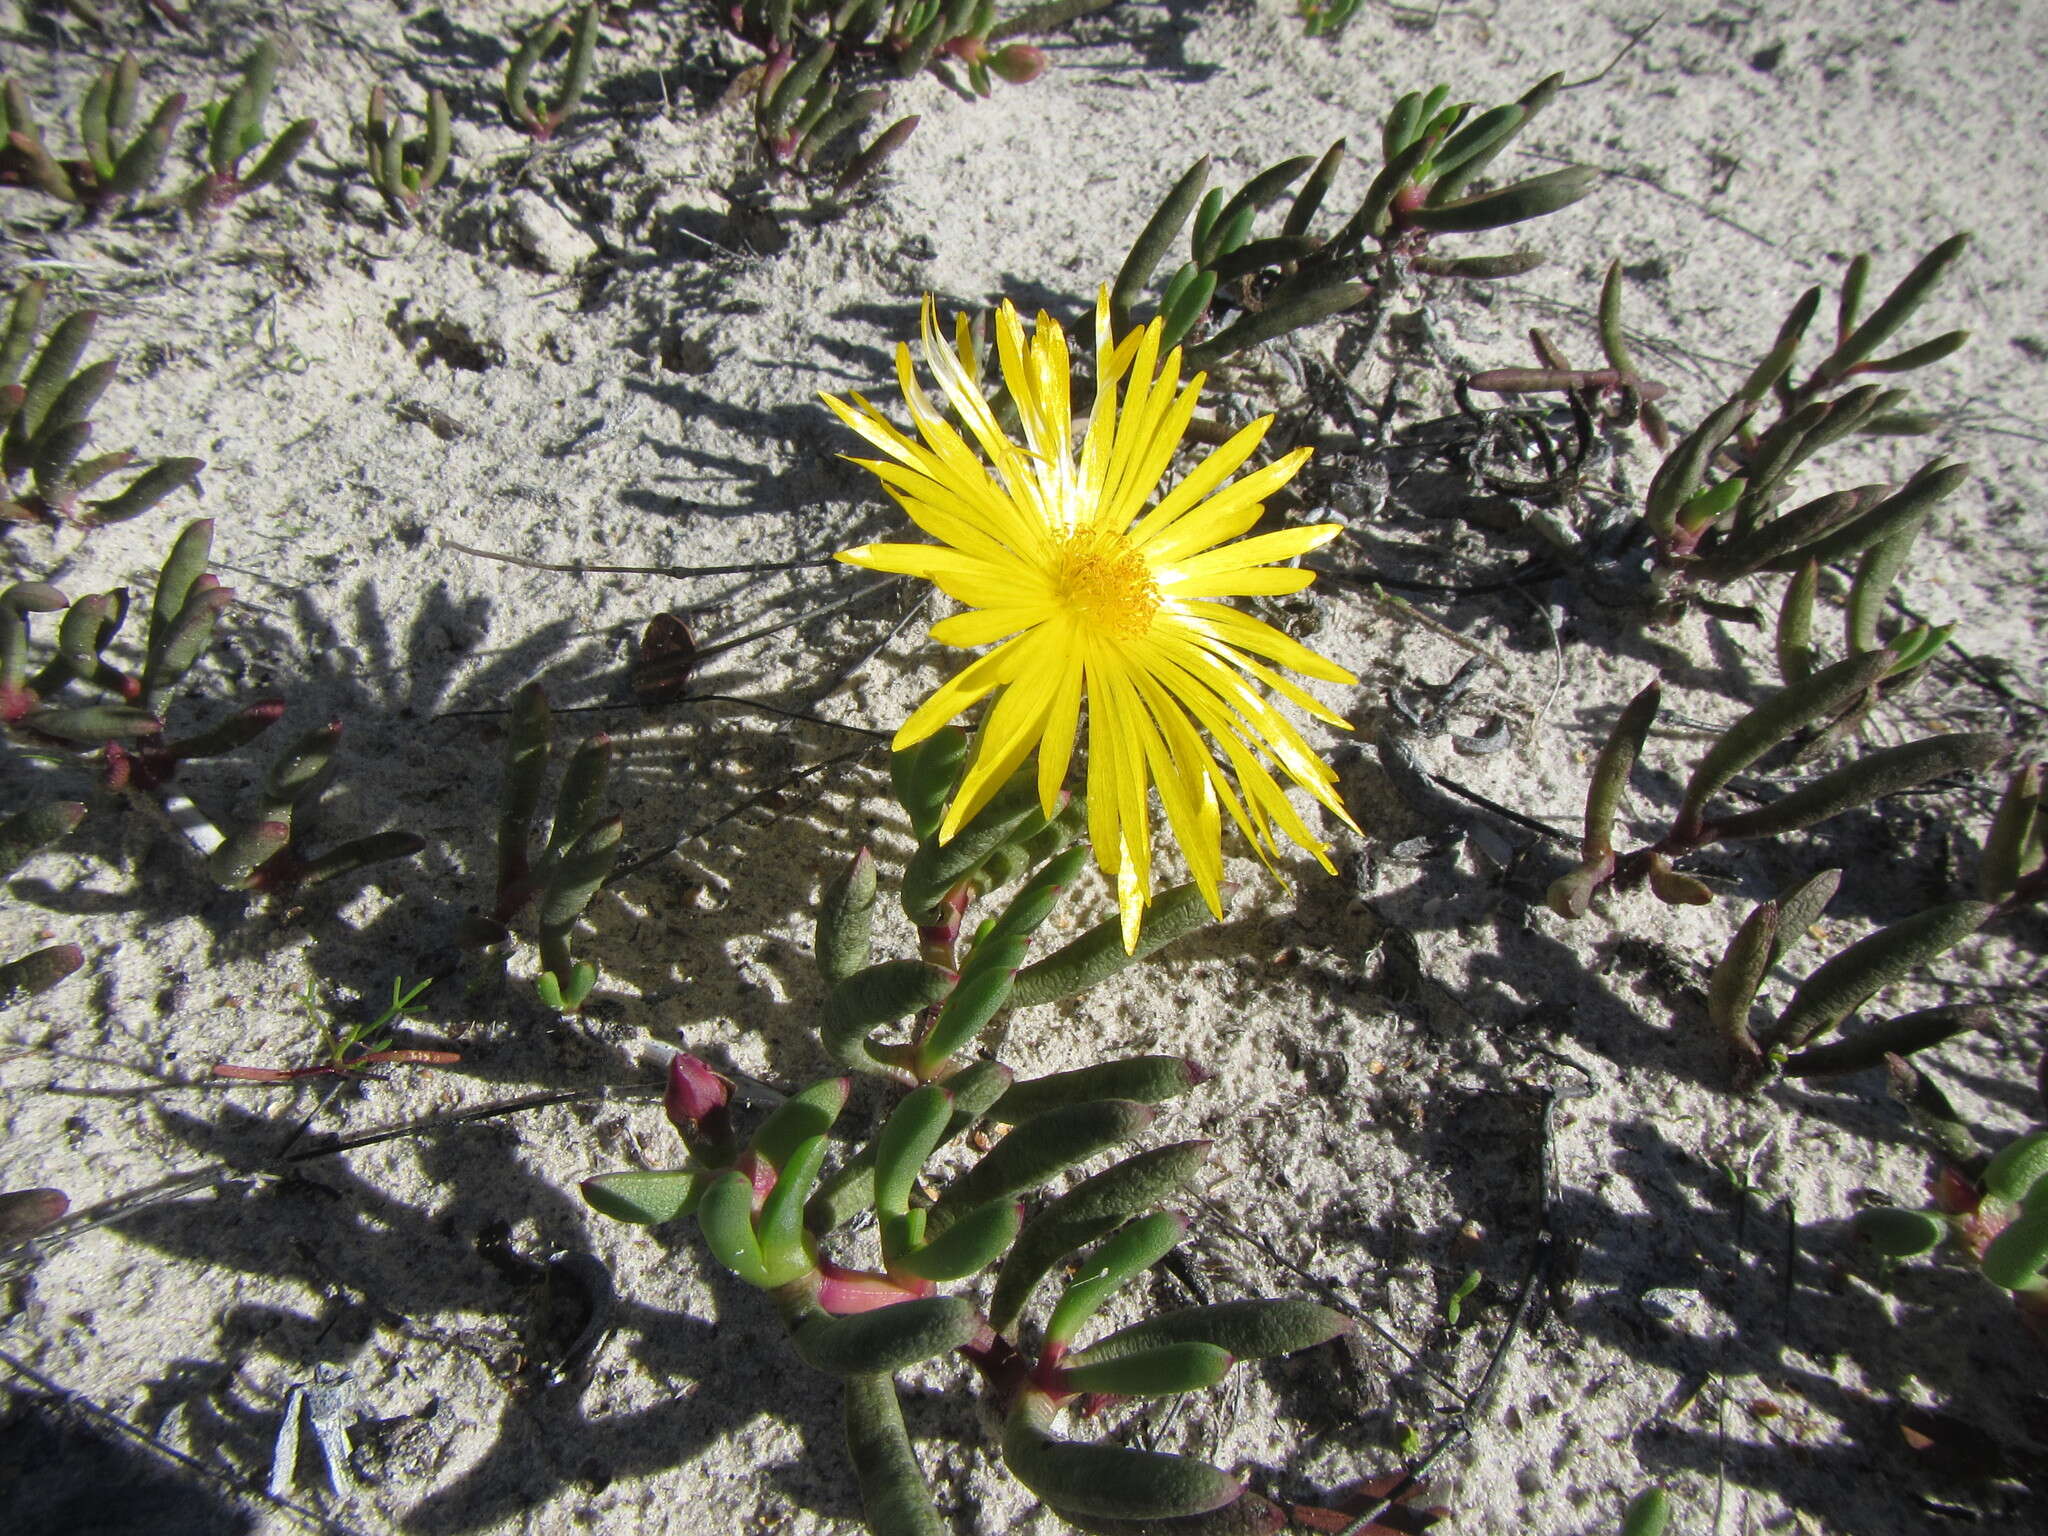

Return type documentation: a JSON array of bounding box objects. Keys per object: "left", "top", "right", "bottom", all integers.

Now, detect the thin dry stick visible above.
[{"left": 443, "top": 536, "right": 838, "bottom": 579}]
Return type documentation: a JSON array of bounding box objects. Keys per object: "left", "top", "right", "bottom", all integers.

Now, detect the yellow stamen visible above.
[{"left": 1051, "top": 526, "right": 1159, "bottom": 641}]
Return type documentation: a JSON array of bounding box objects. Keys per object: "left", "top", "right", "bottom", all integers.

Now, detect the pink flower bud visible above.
[{"left": 664, "top": 1053, "right": 731, "bottom": 1133}]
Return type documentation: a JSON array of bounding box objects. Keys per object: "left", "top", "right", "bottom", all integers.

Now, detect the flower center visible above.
[{"left": 1050, "top": 526, "right": 1160, "bottom": 641}]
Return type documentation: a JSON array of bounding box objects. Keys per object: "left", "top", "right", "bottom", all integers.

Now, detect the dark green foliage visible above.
[
  {"left": 466, "top": 684, "right": 621, "bottom": 1013},
  {"left": 581, "top": 812, "right": 1331, "bottom": 1536},
  {"left": 1108, "top": 72, "right": 1590, "bottom": 369},
  {"left": 1, "top": 281, "right": 203, "bottom": 528}
]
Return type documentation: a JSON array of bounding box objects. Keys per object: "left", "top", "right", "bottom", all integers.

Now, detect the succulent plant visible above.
[
  {"left": 503, "top": 4, "right": 602, "bottom": 142},
  {"left": 461, "top": 683, "right": 620, "bottom": 1014},
  {"left": 583, "top": 734, "right": 1350, "bottom": 1535},
  {"left": 1, "top": 280, "right": 205, "bottom": 528},
  {"left": 1, "top": 520, "right": 423, "bottom": 896},
  {"left": 1109, "top": 73, "right": 1592, "bottom": 372},
  {"left": 185, "top": 38, "right": 317, "bottom": 215},
  {"left": 362, "top": 84, "right": 451, "bottom": 222},
  {"left": 0, "top": 53, "right": 184, "bottom": 216}
]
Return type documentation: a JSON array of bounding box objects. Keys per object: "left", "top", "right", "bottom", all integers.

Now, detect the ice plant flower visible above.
[{"left": 828, "top": 291, "right": 1357, "bottom": 948}]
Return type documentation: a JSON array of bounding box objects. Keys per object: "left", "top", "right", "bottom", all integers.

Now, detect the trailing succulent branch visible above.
[
  {"left": 1546, "top": 655, "right": 2007, "bottom": 921},
  {"left": 2, "top": 280, "right": 204, "bottom": 528},
  {"left": 1, "top": 519, "right": 424, "bottom": 901},
  {"left": 0, "top": 52, "right": 184, "bottom": 216},
  {"left": 1617, "top": 236, "right": 1970, "bottom": 620},
  {"left": 185, "top": 39, "right": 317, "bottom": 215},
  {"left": 460, "top": 682, "right": 622, "bottom": 1014},
  {"left": 1107, "top": 73, "right": 1593, "bottom": 372},
  {"left": 583, "top": 733, "right": 1351, "bottom": 1535}
]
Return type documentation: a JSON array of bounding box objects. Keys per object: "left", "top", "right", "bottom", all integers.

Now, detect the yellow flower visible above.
[{"left": 828, "top": 290, "right": 1358, "bottom": 948}]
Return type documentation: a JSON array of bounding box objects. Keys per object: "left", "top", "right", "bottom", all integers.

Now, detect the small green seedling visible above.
[
  {"left": 504, "top": 4, "right": 601, "bottom": 141},
  {"left": 213, "top": 974, "right": 455, "bottom": 1081},
  {"left": 464, "top": 683, "right": 621, "bottom": 1013},
  {"left": 0, "top": 54, "right": 185, "bottom": 216},
  {"left": 363, "top": 85, "right": 451, "bottom": 221},
  {"left": 187, "top": 39, "right": 317, "bottom": 214}
]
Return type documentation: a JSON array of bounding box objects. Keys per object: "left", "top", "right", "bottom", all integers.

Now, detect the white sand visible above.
[{"left": 3, "top": 2, "right": 2045, "bottom": 1533}]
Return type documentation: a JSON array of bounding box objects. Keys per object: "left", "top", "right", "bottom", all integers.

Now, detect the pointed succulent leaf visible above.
[
  {"left": 208, "top": 820, "right": 290, "bottom": 888},
  {"left": 900, "top": 762, "right": 1044, "bottom": 921},
  {"left": 1003, "top": 1393, "right": 1241, "bottom": 1520},
  {"left": 294, "top": 830, "right": 423, "bottom": 889},
  {"left": 989, "top": 1141, "right": 1210, "bottom": 1333},
  {"left": 991, "top": 1056, "right": 1203, "bottom": 1123},
  {"left": 817, "top": 845, "right": 878, "bottom": 983},
  {"left": 1183, "top": 280, "right": 1369, "bottom": 373},
  {"left": 13, "top": 310, "right": 95, "bottom": 445},
  {"left": 1774, "top": 559, "right": 1818, "bottom": 683},
  {"left": 1764, "top": 900, "right": 1994, "bottom": 1054},
  {"left": 792, "top": 1295, "right": 980, "bottom": 1375},
  {"left": 1788, "top": 458, "right": 1969, "bottom": 571},
  {"left": 544, "top": 732, "right": 613, "bottom": 857},
  {"left": 1045, "top": 1210, "right": 1185, "bottom": 1346},
  {"left": 537, "top": 813, "right": 621, "bottom": 930},
  {"left": 1061, "top": 1341, "right": 1232, "bottom": 1398},
  {"left": 80, "top": 456, "right": 202, "bottom": 528},
  {"left": 1710, "top": 900, "right": 1776, "bottom": 1073},
  {"left": 1852, "top": 1206, "right": 1946, "bottom": 1259},
  {"left": 1784, "top": 1004, "right": 1990, "bottom": 1078},
  {"left": 1674, "top": 650, "right": 1894, "bottom": 838},
  {"left": 1405, "top": 166, "right": 1596, "bottom": 233},
  {"left": 1069, "top": 1298, "right": 1351, "bottom": 1366},
  {"left": 1279, "top": 139, "right": 1344, "bottom": 241},
  {"left": 751, "top": 1075, "right": 852, "bottom": 1171},
  {"left": 843, "top": 1374, "right": 946, "bottom": 1536},
  {"left": 1982, "top": 1130, "right": 2048, "bottom": 1205},
  {"left": 933, "top": 1099, "right": 1155, "bottom": 1224},
  {"left": 757, "top": 1133, "right": 830, "bottom": 1282},
  {"left": 1619, "top": 1488, "right": 1673, "bottom": 1536},
  {"left": 697, "top": 1167, "right": 772, "bottom": 1286},
  {"left": 1738, "top": 286, "right": 1821, "bottom": 401},
  {"left": 1767, "top": 868, "right": 1841, "bottom": 967},
  {"left": 1708, "top": 732, "right": 2007, "bottom": 844},
  {"left": 580, "top": 1169, "right": 706, "bottom": 1225},
  {"left": 1818, "top": 234, "right": 1969, "bottom": 383},
  {"left": 1981, "top": 1210, "right": 2048, "bottom": 1292},
  {"left": 892, "top": 1198, "right": 1022, "bottom": 1282},
  {"left": 1979, "top": 763, "right": 2044, "bottom": 902},
  {"left": 1011, "top": 882, "right": 1212, "bottom": 1008},
  {"left": 918, "top": 947, "right": 1022, "bottom": 1069},
  {"left": 875, "top": 1084, "right": 952, "bottom": 1221},
  {"left": 1581, "top": 679, "right": 1660, "bottom": 861}
]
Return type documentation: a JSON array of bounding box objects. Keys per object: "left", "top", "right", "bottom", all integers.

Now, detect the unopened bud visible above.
[{"left": 989, "top": 44, "right": 1045, "bottom": 85}]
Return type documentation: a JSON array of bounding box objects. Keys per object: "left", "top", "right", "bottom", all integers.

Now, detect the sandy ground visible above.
[{"left": 3, "top": 1, "right": 2047, "bottom": 1533}]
